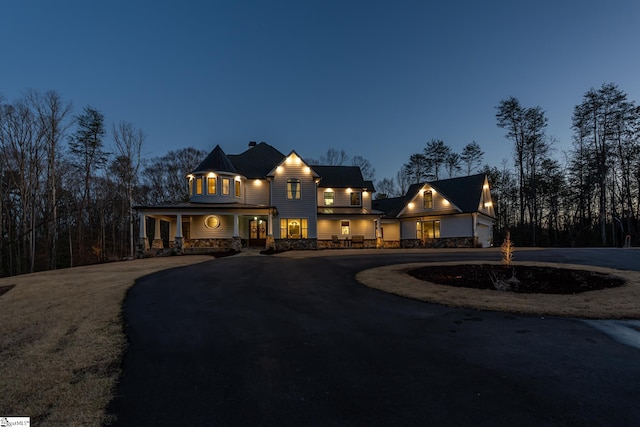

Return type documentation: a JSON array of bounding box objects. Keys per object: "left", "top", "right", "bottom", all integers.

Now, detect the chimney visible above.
[{"left": 248, "top": 141, "right": 257, "bottom": 148}]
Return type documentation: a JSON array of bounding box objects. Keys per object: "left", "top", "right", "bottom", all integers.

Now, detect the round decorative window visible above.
[{"left": 204, "top": 215, "right": 220, "bottom": 229}]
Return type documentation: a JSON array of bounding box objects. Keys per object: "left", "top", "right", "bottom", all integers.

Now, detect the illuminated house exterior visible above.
[{"left": 135, "top": 142, "right": 494, "bottom": 254}]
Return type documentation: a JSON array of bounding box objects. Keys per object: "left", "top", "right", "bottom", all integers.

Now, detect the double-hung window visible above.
[
  {"left": 350, "top": 191, "right": 361, "bottom": 206},
  {"left": 235, "top": 180, "right": 241, "bottom": 197},
  {"left": 207, "top": 177, "right": 217, "bottom": 194},
  {"left": 287, "top": 179, "right": 301, "bottom": 199},
  {"left": 423, "top": 191, "right": 433, "bottom": 209},
  {"left": 324, "top": 191, "right": 334, "bottom": 206},
  {"left": 222, "top": 178, "right": 230, "bottom": 195}
]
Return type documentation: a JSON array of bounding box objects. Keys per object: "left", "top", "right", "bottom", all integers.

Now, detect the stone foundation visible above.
[
  {"left": 316, "top": 239, "right": 382, "bottom": 249},
  {"left": 401, "top": 237, "right": 475, "bottom": 249},
  {"left": 151, "top": 239, "right": 164, "bottom": 249},
  {"left": 182, "top": 238, "right": 236, "bottom": 254},
  {"left": 275, "top": 238, "right": 318, "bottom": 250}
]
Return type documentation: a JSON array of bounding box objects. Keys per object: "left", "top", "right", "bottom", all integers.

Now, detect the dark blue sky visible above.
[{"left": 2, "top": 0, "right": 639, "bottom": 182}]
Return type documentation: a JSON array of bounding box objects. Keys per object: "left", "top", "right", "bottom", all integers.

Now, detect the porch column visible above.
[
  {"left": 175, "top": 214, "right": 183, "bottom": 254},
  {"left": 266, "top": 211, "right": 275, "bottom": 249},
  {"left": 233, "top": 214, "right": 239, "bottom": 237},
  {"left": 375, "top": 218, "right": 383, "bottom": 249},
  {"left": 152, "top": 218, "right": 163, "bottom": 249},
  {"left": 137, "top": 213, "right": 149, "bottom": 256}
]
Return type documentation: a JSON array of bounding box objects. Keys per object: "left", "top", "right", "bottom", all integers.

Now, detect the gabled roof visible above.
[
  {"left": 228, "top": 142, "right": 286, "bottom": 178},
  {"left": 371, "top": 196, "right": 406, "bottom": 217},
  {"left": 312, "top": 165, "right": 375, "bottom": 191},
  {"left": 265, "top": 150, "right": 320, "bottom": 177},
  {"left": 192, "top": 145, "right": 237, "bottom": 174},
  {"left": 373, "top": 174, "right": 488, "bottom": 217},
  {"left": 429, "top": 174, "right": 486, "bottom": 213}
]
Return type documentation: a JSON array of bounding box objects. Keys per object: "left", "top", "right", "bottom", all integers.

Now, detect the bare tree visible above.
[
  {"left": 351, "top": 155, "right": 376, "bottom": 181},
  {"left": 26, "top": 90, "right": 72, "bottom": 269},
  {"left": 320, "top": 148, "right": 349, "bottom": 165},
  {"left": 112, "top": 121, "right": 145, "bottom": 258}
]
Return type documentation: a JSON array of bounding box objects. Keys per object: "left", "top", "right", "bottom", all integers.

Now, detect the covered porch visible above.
[{"left": 135, "top": 203, "right": 277, "bottom": 255}]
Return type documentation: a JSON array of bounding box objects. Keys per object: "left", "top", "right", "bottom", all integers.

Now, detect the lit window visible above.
[
  {"left": 196, "top": 177, "right": 203, "bottom": 195},
  {"left": 287, "top": 179, "right": 301, "bottom": 199},
  {"left": 324, "top": 191, "right": 334, "bottom": 206},
  {"left": 423, "top": 191, "right": 433, "bottom": 209},
  {"left": 222, "top": 178, "right": 230, "bottom": 195},
  {"left": 280, "top": 218, "right": 308, "bottom": 238},
  {"left": 350, "top": 191, "right": 361, "bottom": 206},
  {"left": 207, "top": 177, "right": 216, "bottom": 194},
  {"left": 341, "top": 220, "right": 350, "bottom": 235},
  {"left": 417, "top": 220, "right": 440, "bottom": 239},
  {"left": 204, "top": 215, "right": 220, "bottom": 229},
  {"left": 235, "top": 180, "right": 241, "bottom": 197}
]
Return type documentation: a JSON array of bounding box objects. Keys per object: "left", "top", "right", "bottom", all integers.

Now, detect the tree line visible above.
[
  {"left": 2, "top": 82, "right": 638, "bottom": 276},
  {"left": 374, "top": 82, "right": 639, "bottom": 248},
  {"left": 0, "top": 90, "right": 206, "bottom": 276}
]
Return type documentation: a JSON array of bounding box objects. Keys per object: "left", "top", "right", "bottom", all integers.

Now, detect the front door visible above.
[{"left": 249, "top": 219, "right": 267, "bottom": 247}]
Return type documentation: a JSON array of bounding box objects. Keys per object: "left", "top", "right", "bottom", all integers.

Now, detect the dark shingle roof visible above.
[
  {"left": 373, "top": 174, "right": 487, "bottom": 217},
  {"left": 429, "top": 174, "right": 486, "bottom": 212},
  {"left": 192, "top": 145, "right": 237, "bottom": 174},
  {"left": 372, "top": 196, "right": 407, "bottom": 217},
  {"left": 228, "top": 142, "right": 285, "bottom": 178},
  {"left": 312, "top": 165, "right": 373, "bottom": 190}
]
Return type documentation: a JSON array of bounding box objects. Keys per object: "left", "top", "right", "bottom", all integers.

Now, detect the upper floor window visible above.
[
  {"left": 324, "top": 191, "right": 334, "bottom": 206},
  {"left": 350, "top": 191, "right": 361, "bottom": 206},
  {"left": 222, "top": 178, "right": 230, "bottom": 195},
  {"left": 423, "top": 191, "right": 433, "bottom": 209},
  {"left": 207, "top": 177, "right": 217, "bottom": 194},
  {"left": 287, "top": 179, "right": 301, "bottom": 200},
  {"left": 234, "top": 180, "right": 241, "bottom": 197},
  {"left": 196, "top": 177, "right": 203, "bottom": 195}
]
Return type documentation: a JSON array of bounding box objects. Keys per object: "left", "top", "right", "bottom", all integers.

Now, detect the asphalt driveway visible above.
[{"left": 107, "top": 249, "right": 640, "bottom": 426}]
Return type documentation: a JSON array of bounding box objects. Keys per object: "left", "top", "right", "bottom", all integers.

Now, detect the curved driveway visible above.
[{"left": 108, "top": 249, "right": 640, "bottom": 426}]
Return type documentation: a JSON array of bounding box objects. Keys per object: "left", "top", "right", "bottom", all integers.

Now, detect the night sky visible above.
[{"left": 2, "top": 0, "right": 639, "bottom": 182}]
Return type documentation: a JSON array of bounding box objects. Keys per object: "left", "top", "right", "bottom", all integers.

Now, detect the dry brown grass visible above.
[
  {"left": 0, "top": 256, "right": 211, "bottom": 426},
  {"left": 357, "top": 261, "right": 640, "bottom": 319}
]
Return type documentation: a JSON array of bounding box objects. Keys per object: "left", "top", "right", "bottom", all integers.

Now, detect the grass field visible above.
[{"left": 0, "top": 256, "right": 211, "bottom": 425}]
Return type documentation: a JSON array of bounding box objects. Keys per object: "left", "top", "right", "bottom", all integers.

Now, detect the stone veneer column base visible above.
[
  {"left": 266, "top": 235, "right": 275, "bottom": 250},
  {"left": 174, "top": 237, "right": 183, "bottom": 254},
  {"left": 151, "top": 239, "right": 164, "bottom": 249}
]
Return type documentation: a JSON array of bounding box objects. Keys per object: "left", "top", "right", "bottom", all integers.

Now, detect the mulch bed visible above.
[{"left": 408, "top": 264, "right": 626, "bottom": 294}]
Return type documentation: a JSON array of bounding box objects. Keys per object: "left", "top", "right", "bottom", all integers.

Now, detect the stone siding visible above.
[
  {"left": 401, "top": 237, "right": 475, "bottom": 248},
  {"left": 275, "top": 238, "right": 318, "bottom": 250},
  {"left": 182, "top": 237, "right": 241, "bottom": 254}
]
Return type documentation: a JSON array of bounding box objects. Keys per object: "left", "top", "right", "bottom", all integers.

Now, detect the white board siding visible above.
[
  {"left": 271, "top": 162, "right": 317, "bottom": 238},
  {"left": 317, "top": 188, "right": 372, "bottom": 208},
  {"left": 400, "top": 214, "right": 474, "bottom": 239},
  {"left": 380, "top": 221, "right": 400, "bottom": 241},
  {"left": 245, "top": 179, "right": 270, "bottom": 205},
  {"left": 316, "top": 218, "right": 375, "bottom": 239},
  {"left": 189, "top": 215, "right": 234, "bottom": 239}
]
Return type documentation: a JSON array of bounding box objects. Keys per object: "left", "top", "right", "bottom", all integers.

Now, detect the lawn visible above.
[{"left": 0, "top": 256, "right": 211, "bottom": 425}]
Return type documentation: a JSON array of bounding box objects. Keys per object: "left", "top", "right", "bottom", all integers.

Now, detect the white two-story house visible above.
[{"left": 135, "top": 142, "right": 494, "bottom": 254}]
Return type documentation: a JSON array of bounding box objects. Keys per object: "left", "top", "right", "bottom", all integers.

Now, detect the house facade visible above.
[{"left": 135, "top": 142, "right": 494, "bottom": 254}]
